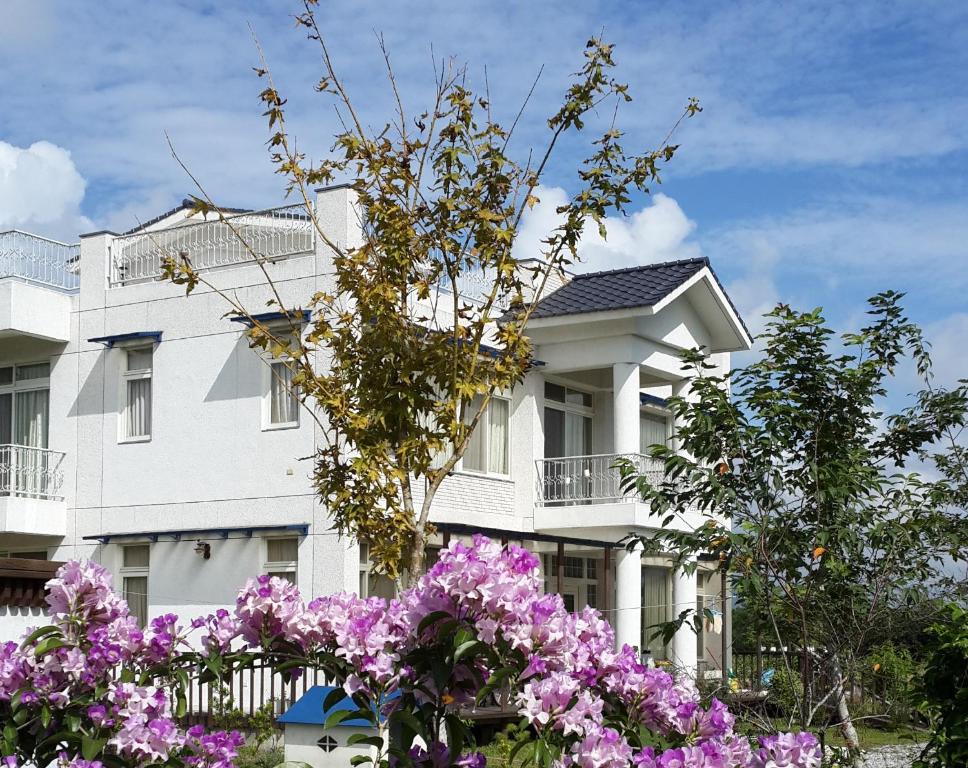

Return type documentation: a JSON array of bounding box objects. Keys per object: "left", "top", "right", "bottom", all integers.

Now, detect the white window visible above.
[
  {"left": 120, "top": 347, "right": 152, "bottom": 442},
  {"left": 260, "top": 351, "right": 299, "bottom": 431},
  {"left": 264, "top": 537, "right": 298, "bottom": 582},
  {"left": 544, "top": 554, "right": 603, "bottom": 610},
  {"left": 0, "top": 549, "right": 48, "bottom": 560},
  {"left": 120, "top": 544, "right": 150, "bottom": 627},
  {"left": 0, "top": 362, "right": 51, "bottom": 449},
  {"left": 640, "top": 411, "right": 670, "bottom": 454},
  {"left": 544, "top": 382, "right": 593, "bottom": 458},
  {"left": 358, "top": 543, "right": 396, "bottom": 601},
  {"left": 461, "top": 396, "right": 510, "bottom": 475}
]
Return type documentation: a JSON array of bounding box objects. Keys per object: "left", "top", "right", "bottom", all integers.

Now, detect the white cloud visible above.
[
  {"left": 0, "top": 140, "right": 92, "bottom": 239},
  {"left": 514, "top": 186, "right": 702, "bottom": 272},
  {"left": 925, "top": 313, "right": 968, "bottom": 389}
]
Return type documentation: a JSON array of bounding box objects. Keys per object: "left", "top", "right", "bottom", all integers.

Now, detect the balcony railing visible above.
[
  {"left": 0, "top": 230, "right": 80, "bottom": 291},
  {"left": 535, "top": 452, "right": 664, "bottom": 506},
  {"left": 0, "top": 445, "right": 66, "bottom": 501},
  {"left": 109, "top": 204, "right": 316, "bottom": 286}
]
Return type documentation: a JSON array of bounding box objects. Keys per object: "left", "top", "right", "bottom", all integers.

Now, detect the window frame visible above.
[
  {"left": 263, "top": 535, "right": 299, "bottom": 582},
  {"left": 119, "top": 543, "right": 151, "bottom": 628},
  {"left": 639, "top": 405, "right": 672, "bottom": 454},
  {"left": 257, "top": 323, "right": 302, "bottom": 432},
  {"left": 542, "top": 378, "right": 594, "bottom": 458},
  {"left": 457, "top": 395, "right": 512, "bottom": 478},
  {"left": 0, "top": 361, "right": 52, "bottom": 447},
  {"left": 118, "top": 345, "right": 154, "bottom": 444}
]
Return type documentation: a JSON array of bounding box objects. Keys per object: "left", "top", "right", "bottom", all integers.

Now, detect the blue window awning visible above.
[
  {"left": 87, "top": 331, "right": 162, "bottom": 347},
  {"left": 640, "top": 393, "right": 668, "bottom": 408},
  {"left": 229, "top": 310, "right": 311, "bottom": 328},
  {"left": 83, "top": 523, "right": 309, "bottom": 544}
]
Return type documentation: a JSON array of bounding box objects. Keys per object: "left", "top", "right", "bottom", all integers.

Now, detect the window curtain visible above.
[
  {"left": 642, "top": 566, "right": 668, "bottom": 660},
  {"left": 14, "top": 389, "right": 49, "bottom": 448},
  {"left": 487, "top": 398, "right": 509, "bottom": 474},
  {"left": 640, "top": 413, "right": 668, "bottom": 454},
  {"left": 126, "top": 379, "right": 151, "bottom": 438},
  {"left": 123, "top": 576, "right": 148, "bottom": 628},
  {"left": 270, "top": 362, "right": 298, "bottom": 424},
  {"left": 462, "top": 397, "right": 486, "bottom": 472}
]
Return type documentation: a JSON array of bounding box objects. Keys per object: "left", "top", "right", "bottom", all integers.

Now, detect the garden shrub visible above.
[
  {"left": 0, "top": 537, "right": 823, "bottom": 768},
  {"left": 913, "top": 604, "right": 968, "bottom": 768},
  {"left": 864, "top": 642, "right": 919, "bottom": 725},
  {"left": 769, "top": 667, "right": 804, "bottom": 720}
]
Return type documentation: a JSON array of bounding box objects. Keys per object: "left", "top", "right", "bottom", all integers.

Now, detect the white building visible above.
[{"left": 0, "top": 186, "right": 751, "bottom": 676}]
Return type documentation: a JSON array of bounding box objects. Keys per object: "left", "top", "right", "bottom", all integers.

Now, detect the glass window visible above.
[
  {"left": 121, "top": 544, "right": 150, "bottom": 628},
  {"left": 640, "top": 413, "right": 669, "bottom": 454},
  {"left": 268, "top": 361, "right": 298, "bottom": 426},
  {"left": 121, "top": 348, "right": 152, "bottom": 441},
  {"left": 15, "top": 362, "right": 50, "bottom": 381},
  {"left": 358, "top": 543, "right": 396, "bottom": 600},
  {"left": 643, "top": 567, "right": 669, "bottom": 660},
  {"left": 544, "top": 382, "right": 566, "bottom": 402},
  {"left": 0, "top": 368, "right": 13, "bottom": 386},
  {"left": 461, "top": 397, "right": 510, "bottom": 475},
  {"left": 265, "top": 537, "right": 298, "bottom": 582}
]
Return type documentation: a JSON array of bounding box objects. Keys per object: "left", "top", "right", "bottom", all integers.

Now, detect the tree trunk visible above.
[{"left": 831, "top": 655, "right": 862, "bottom": 764}]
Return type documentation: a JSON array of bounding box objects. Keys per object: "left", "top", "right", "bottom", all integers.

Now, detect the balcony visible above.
[
  {"left": 109, "top": 204, "right": 316, "bottom": 286},
  {"left": 533, "top": 453, "right": 698, "bottom": 535},
  {"left": 0, "top": 231, "right": 78, "bottom": 342},
  {"left": 0, "top": 445, "right": 67, "bottom": 537}
]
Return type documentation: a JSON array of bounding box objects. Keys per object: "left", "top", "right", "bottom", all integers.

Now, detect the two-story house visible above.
[{"left": 0, "top": 186, "right": 751, "bottom": 677}]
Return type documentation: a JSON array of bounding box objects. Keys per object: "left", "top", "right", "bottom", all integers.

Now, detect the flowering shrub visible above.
[{"left": 0, "top": 536, "right": 821, "bottom": 768}]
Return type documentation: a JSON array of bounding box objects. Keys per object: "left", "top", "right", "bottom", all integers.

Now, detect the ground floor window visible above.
[
  {"left": 358, "top": 543, "right": 396, "bottom": 601},
  {"left": 544, "top": 554, "right": 602, "bottom": 611},
  {"left": 120, "top": 544, "right": 150, "bottom": 627},
  {"left": 642, "top": 566, "right": 669, "bottom": 661},
  {"left": 264, "top": 537, "right": 299, "bottom": 582},
  {"left": 0, "top": 549, "right": 47, "bottom": 559}
]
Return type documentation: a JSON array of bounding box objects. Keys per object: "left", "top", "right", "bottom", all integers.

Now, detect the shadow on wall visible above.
[{"left": 204, "top": 335, "right": 263, "bottom": 403}]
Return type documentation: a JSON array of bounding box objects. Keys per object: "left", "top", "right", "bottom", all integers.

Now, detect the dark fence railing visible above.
[
  {"left": 731, "top": 651, "right": 909, "bottom": 720},
  {"left": 180, "top": 662, "right": 327, "bottom": 727}
]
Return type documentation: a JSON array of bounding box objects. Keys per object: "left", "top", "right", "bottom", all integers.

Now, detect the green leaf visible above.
[
  {"left": 346, "top": 734, "right": 384, "bottom": 748},
  {"left": 324, "top": 708, "right": 354, "bottom": 730},
  {"left": 82, "top": 735, "right": 107, "bottom": 761}
]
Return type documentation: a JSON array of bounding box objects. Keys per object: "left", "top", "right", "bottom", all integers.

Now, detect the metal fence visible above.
[
  {"left": 535, "top": 453, "right": 664, "bottom": 505},
  {"left": 0, "top": 230, "right": 80, "bottom": 291},
  {"left": 731, "top": 650, "right": 903, "bottom": 718},
  {"left": 109, "top": 204, "right": 315, "bottom": 286},
  {"left": 181, "top": 661, "right": 327, "bottom": 727},
  {"left": 0, "top": 445, "right": 66, "bottom": 500}
]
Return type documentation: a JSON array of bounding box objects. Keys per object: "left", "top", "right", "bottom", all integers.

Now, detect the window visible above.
[
  {"left": 544, "top": 382, "right": 592, "bottom": 458},
  {"left": 0, "top": 549, "right": 47, "bottom": 560},
  {"left": 121, "top": 544, "right": 150, "bottom": 627},
  {"left": 121, "top": 348, "right": 152, "bottom": 441},
  {"left": 358, "top": 544, "right": 396, "bottom": 600},
  {"left": 640, "top": 412, "right": 670, "bottom": 454},
  {"left": 262, "top": 357, "right": 299, "bottom": 430},
  {"left": 265, "top": 537, "right": 298, "bottom": 582},
  {"left": 0, "top": 362, "right": 51, "bottom": 449},
  {"left": 642, "top": 566, "right": 670, "bottom": 660},
  {"left": 545, "top": 554, "right": 603, "bottom": 610},
  {"left": 461, "top": 396, "right": 510, "bottom": 475}
]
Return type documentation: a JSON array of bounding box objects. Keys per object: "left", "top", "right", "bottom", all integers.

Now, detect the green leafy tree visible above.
[
  {"left": 623, "top": 293, "right": 968, "bottom": 757},
  {"left": 162, "top": 1, "right": 700, "bottom": 578}
]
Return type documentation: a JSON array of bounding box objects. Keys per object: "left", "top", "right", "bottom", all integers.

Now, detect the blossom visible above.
[
  {"left": 184, "top": 725, "right": 245, "bottom": 768},
  {"left": 234, "top": 574, "right": 305, "bottom": 646},
  {"left": 753, "top": 732, "right": 821, "bottom": 768},
  {"left": 45, "top": 560, "right": 128, "bottom": 626}
]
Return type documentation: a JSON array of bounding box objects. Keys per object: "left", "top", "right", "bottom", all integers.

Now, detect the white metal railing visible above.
[
  {"left": 109, "top": 204, "right": 315, "bottom": 286},
  {"left": 0, "top": 445, "right": 66, "bottom": 501},
  {"left": 0, "top": 230, "right": 80, "bottom": 291},
  {"left": 535, "top": 452, "right": 664, "bottom": 506}
]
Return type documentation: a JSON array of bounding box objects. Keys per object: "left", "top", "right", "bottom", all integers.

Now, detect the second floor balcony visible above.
[
  {"left": 0, "top": 231, "right": 77, "bottom": 342},
  {"left": 535, "top": 452, "right": 664, "bottom": 506},
  {"left": 0, "top": 444, "right": 67, "bottom": 537}
]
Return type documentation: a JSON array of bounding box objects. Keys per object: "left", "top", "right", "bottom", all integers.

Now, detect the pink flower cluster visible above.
[{"left": 0, "top": 538, "right": 823, "bottom": 768}]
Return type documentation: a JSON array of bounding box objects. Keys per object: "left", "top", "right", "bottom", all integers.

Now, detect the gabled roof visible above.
[
  {"left": 531, "top": 257, "right": 707, "bottom": 319},
  {"left": 121, "top": 199, "right": 252, "bottom": 235},
  {"left": 528, "top": 256, "right": 752, "bottom": 350}
]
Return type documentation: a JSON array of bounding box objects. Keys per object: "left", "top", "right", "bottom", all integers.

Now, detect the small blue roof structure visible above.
[{"left": 278, "top": 686, "right": 381, "bottom": 728}]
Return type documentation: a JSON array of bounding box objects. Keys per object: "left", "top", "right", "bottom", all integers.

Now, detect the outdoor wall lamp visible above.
[{"left": 194, "top": 540, "right": 211, "bottom": 559}]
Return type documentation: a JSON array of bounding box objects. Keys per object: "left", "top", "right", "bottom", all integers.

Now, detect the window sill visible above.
[
  {"left": 448, "top": 469, "right": 514, "bottom": 484},
  {"left": 118, "top": 435, "right": 151, "bottom": 444},
  {"left": 261, "top": 422, "right": 300, "bottom": 432}
]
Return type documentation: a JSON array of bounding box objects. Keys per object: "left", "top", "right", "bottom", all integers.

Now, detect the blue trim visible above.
[
  {"left": 87, "top": 331, "right": 162, "bottom": 348},
  {"left": 229, "top": 310, "right": 311, "bottom": 328},
  {"left": 83, "top": 523, "right": 309, "bottom": 545},
  {"left": 640, "top": 393, "right": 668, "bottom": 408},
  {"left": 278, "top": 685, "right": 397, "bottom": 727}
]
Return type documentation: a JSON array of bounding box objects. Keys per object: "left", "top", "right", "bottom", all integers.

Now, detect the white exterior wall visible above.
[{"left": 0, "top": 187, "right": 749, "bottom": 673}]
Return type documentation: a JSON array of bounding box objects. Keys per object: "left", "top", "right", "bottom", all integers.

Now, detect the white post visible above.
[
  {"left": 615, "top": 544, "right": 642, "bottom": 652},
  {"left": 671, "top": 560, "right": 699, "bottom": 674},
  {"left": 613, "top": 362, "right": 640, "bottom": 455}
]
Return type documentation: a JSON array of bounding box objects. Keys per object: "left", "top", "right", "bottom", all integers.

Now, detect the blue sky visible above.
[{"left": 2, "top": 0, "right": 967, "bottom": 386}]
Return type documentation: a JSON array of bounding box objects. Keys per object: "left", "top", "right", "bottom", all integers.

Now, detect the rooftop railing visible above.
[
  {"left": 0, "top": 230, "right": 80, "bottom": 291},
  {"left": 109, "top": 204, "right": 316, "bottom": 286},
  {"left": 0, "top": 445, "right": 66, "bottom": 501},
  {"left": 535, "top": 452, "right": 664, "bottom": 506}
]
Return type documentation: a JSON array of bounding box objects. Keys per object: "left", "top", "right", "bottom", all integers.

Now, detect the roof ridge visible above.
[
  {"left": 572, "top": 256, "right": 709, "bottom": 280},
  {"left": 121, "top": 199, "right": 253, "bottom": 235}
]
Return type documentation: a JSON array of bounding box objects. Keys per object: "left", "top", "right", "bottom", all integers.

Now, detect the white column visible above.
[
  {"left": 671, "top": 377, "right": 690, "bottom": 456},
  {"left": 671, "top": 561, "right": 698, "bottom": 673},
  {"left": 613, "top": 362, "right": 640, "bottom": 455},
  {"left": 615, "top": 545, "right": 642, "bottom": 652}
]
